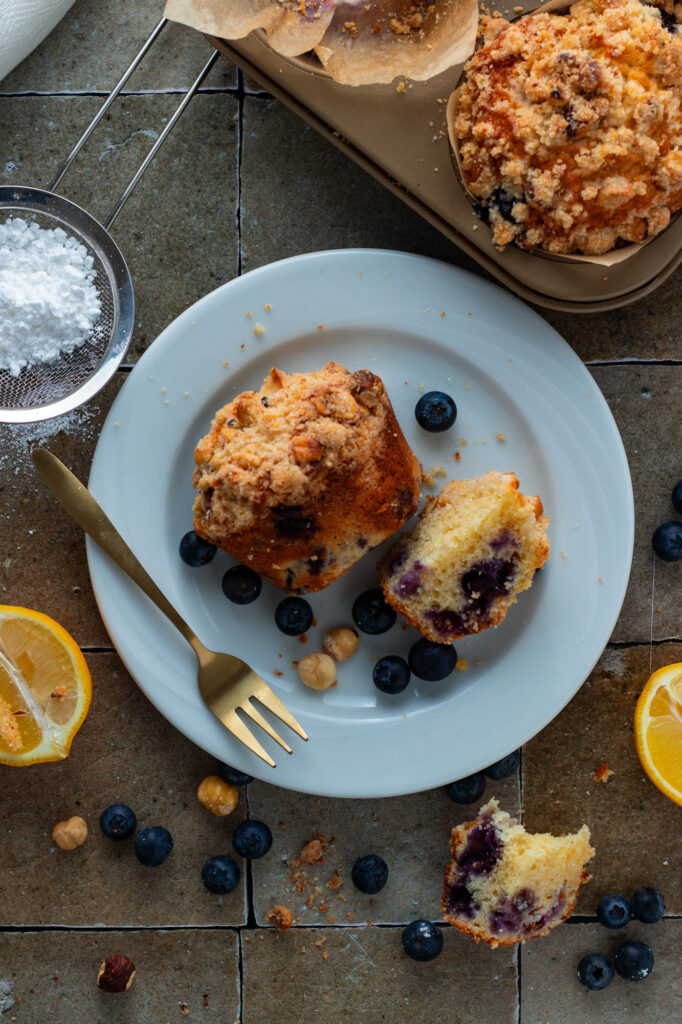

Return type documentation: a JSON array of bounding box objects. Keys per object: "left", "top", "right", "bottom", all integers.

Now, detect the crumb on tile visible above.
[{"left": 591, "top": 761, "right": 614, "bottom": 784}]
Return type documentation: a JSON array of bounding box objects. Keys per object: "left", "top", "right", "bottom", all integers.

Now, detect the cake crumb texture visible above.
[
  {"left": 442, "top": 798, "right": 594, "bottom": 946},
  {"left": 379, "top": 471, "right": 549, "bottom": 641}
]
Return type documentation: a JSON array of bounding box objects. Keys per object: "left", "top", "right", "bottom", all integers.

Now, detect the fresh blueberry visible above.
[
  {"left": 135, "top": 826, "right": 173, "bottom": 867},
  {"left": 274, "top": 596, "right": 313, "bottom": 636},
  {"left": 351, "top": 853, "right": 389, "bottom": 894},
  {"left": 673, "top": 480, "right": 682, "bottom": 514},
  {"left": 484, "top": 750, "right": 521, "bottom": 780},
  {"left": 408, "top": 638, "right": 456, "bottom": 681},
  {"left": 217, "top": 763, "right": 253, "bottom": 786},
  {"left": 352, "top": 589, "right": 397, "bottom": 635},
  {"left": 415, "top": 391, "right": 457, "bottom": 433},
  {"left": 613, "top": 941, "right": 654, "bottom": 981},
  {"left": 201, "top": 855, "right": 241, "bottom": 894},
  {"left": 652, "top": 521, "right": 682, "bottom": 561},
  {"left": 373, "top": 655, "right": 410, "bottom": 694},
  {"left": 221, "top": 565, "right": 262, "bottom": 604},
  {"left": 233, "top": 820, "right": 272, "bottom": 860},
  {"left": 402, "top": 919, "right": 444, "bottom": 962},
  {"left": 179, "top": 530, "right": 216, "bottom": 567},
  {"left": 597, "top": 894, "right": 631, "bottom": 929},
  {"left": 445, "top": 772, "right": 486, "bottom": 804},
  {"left": 100, "top": 804, "right": 137, "bottom": 841},
  {"left": 577, "top": 953, "right": 614, "bottom": 990},
  {"left": 631, "top": 887, "right": 665, "bottom": 923}
]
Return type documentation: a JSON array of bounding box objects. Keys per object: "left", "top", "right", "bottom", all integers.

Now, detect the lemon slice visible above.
[
  {"left": 0, "top": 606, "right": 91, "bottom": 766},
  {"left": 634, "top": 662, "right": 682, "bottom": 807}
]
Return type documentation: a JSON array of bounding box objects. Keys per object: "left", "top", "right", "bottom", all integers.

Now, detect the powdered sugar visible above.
[{"left": 0, "top": 216, "right": 101, "bottom": 377}]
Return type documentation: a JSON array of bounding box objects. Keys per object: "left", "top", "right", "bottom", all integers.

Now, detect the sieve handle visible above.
[
  {"left": 48, "top": 19, "right": 169, "bottom": 194},
  {"left": 104, "top": 48, "right": 220, "bottom": 229}
]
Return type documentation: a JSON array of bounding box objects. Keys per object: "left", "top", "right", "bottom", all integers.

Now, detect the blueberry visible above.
[
  {"left": 597, "top": 894, "right": 631, "bottom": 929},
  {"left": 445, "top": 772, "right": 486, "bottom": 804},
  {"left": 652, "top": 521, "right": 682, "bottom": 561},
  {"left": 221, "top": 565, "right": 262, "bottom": 604},
  {"left": 408, "top": 638, "right": 456, "bottom": 681},
  {"left": 577, "top": 953, "right": 614, "bottom": 990},
  {"left": 201, "top": 855, "right": 241, "bottom": 894},
  {"left": 217, "top": 763, "right": 253, "bottom": 786},
  {"left": 613, "top": 941, "right": 654, "bottom": 981},
  {"left": 352, "top": 589, "right": 397, "bottom": 635},
  {"left": 100, "top": 804, "right": 137, "bottom": 840},
  {"left": 492, "top": 186, "right": 517, "bottom": 222},
  {"left": 351, "top": 853, "right": 388, "bottom": 894},
  {"left": 402, "top": 919, "right": 444, "bottom": 962},
  {"left": 484, "top": 750, "right": 521, "bottom": 780},
  {"left": 631, "top": 887, "right": 665, "bottom": 923},
  {"left": 135, "top": 826, "right": 173, "bottom": 867},
  {"left": 233, "top": 820, "right": 272, "bottom": 859},
  {"left": 274, "top": 596, "right": 313, "bottom": 636},
  {"left": 415, "top": 391, "right": 457, "bottom": 432},
  {"left": 179, "top": 530, "right": 216, "bottom": 567},
  {"left": 373, "top": 655, "right": 410, "bottom": 694},
  {"left": 673, "top": 480, "right": 682, "bottom": 514}
]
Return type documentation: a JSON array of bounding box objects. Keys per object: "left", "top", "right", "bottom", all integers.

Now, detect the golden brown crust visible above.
[
  {"left": 192, "top": 362, "right": 421, "bottom": 592},
  {"left": 452, "top": 0, "right": 682, "bottom": 255}
]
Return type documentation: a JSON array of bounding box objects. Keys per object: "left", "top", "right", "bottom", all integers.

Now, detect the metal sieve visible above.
[{"left": 0, "top": 19, "right": 218, "bottom": 424}]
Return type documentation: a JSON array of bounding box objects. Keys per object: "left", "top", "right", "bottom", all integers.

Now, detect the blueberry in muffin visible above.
[
  {"left": 193, "top": 362, "right": 421, "bottom": 593},
  {"left": 450, "top": 0, "right": 682, "bottom": 255},
  {"left": 442, "top": 798, "right": 594, "bottom": 946},
  {"left": 379, "top": 471, "right": 549, "bottom": 642}
]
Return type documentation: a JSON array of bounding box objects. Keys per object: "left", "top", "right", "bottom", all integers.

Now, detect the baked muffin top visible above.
[{"left": 452, "top": 0, "right": 682, "bottom": 255}]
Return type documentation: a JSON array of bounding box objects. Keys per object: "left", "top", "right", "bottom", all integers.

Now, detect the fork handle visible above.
[{"left": 32, "top": 449, "right": 200, "bottom": 652}]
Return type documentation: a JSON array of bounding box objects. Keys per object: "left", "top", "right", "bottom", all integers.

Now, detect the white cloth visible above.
[{"left": 0, "top": 0, "right": 77, "bottom": 83}]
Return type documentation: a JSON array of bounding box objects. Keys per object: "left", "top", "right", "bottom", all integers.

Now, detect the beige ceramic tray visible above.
[{"left": 208, "top": 1, "right": 682, "bottom": 312}]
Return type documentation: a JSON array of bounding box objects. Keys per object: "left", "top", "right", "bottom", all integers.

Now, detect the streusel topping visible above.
[{"left": 452, "top": 0, "right": 682, "bottom": 255}]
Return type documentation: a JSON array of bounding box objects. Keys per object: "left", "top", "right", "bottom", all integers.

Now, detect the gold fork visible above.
[{"left": 32, "top": 448, "right": 308, "bottom": 767}]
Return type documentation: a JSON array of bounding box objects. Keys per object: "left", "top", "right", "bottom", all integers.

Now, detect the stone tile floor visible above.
[{"left": 0, "top": 2, "right": 680, "bottom": 1022}]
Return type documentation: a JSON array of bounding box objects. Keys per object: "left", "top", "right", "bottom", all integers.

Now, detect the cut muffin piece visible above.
[
  {"left": 192, "top": 362, "right": 421, "bottom": 593},
  {"left": 442, "top": 799, "right": 594, "bottom": 947},
  {"left": 378, "top": 471, "right": 549, "bottom": 641}
]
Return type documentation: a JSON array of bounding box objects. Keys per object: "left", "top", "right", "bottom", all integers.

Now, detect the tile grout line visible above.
[
  {"left": 236, "top": 69, "right": 245, "bottom": 277},
  {"left": 237, "top": 928, "right": 245, "bottom": 1024},
  {"left": 516, "top": 944, "right": 522, "bottom": 1024}
]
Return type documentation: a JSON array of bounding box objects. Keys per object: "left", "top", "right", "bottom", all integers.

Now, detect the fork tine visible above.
[
  {"left": 223, "top": 709, "right": 276, "bottom": 767},
  {"left": 241, "top": 701, "right": 292, "bottom": 754},
  {"left": 254, "top": 686, "right": 309, "bottom": 741}
]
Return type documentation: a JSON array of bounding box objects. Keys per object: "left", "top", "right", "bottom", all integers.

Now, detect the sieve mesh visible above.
[{"left": 0, "top": 207, "right": 118, "bottom": 411}]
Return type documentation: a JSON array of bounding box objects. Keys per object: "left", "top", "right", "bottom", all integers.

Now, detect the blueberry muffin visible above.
[
  {"left": 442, "top": 799, "right": 594, "bottom": 946},
  {"left": 192, "top": 362, "right": 421, "bottom": 593},
  {"left": 378, "top": 471, "right": 549, "bottom": 642},
  {"left": 450, "top": 0, "right": 682, "bottom": 255}
]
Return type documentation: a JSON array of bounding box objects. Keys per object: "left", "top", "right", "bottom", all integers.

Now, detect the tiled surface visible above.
[
  {"left": 523, "top": 643, "right": 682, "bottom": 915},
  {"left": 1, "top": 3, "right": 681, "bottom": 1022},
  {"left": 521, "top": 921, "right": 682, "bottom": 1024},
  {"left": 0, "top": 929, "right": 240, "bottom": 1021},
  {"left": 0, "top": 653, "right": 248, "bottom": 927},
  {"left": 242, "top": 925, "right": 518, "bottom": 1024},
  {"left": 249, "top": 776, "right": 521, "bottom": 926}
]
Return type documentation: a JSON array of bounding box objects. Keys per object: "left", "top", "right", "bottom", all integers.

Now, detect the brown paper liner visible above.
[
  {"left": 163, "top": 0, "right": 335, "bottom": 57},
  {"left": 165, "top": 0, "right": 479, "bottom": 86},
  {"left": 446, "top": 0, "right": 658, "bottom": 266}
]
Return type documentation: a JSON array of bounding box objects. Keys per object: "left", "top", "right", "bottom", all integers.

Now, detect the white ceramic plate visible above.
[{"left": 87, "top": 249, "right": 633, "bottom": 798}]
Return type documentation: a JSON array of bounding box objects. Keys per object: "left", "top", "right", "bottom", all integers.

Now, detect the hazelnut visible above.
[
  {"left": 322, "top": 627, "right": 359, "bottom": 663},
  {"left": 266, "top": 905, "right": 293, "bottom": 931},
  {"left": 52, "top": 815, "right": 88, "bottom": 850},
  {"left": 297, "top": 652, "right": 336, "bottom": 691},
  {"left": 97, "top": 954, "right": 136, "bottom": 993},
  {"left": 197, "top": 775, "right": 239, "bottom": 817}
]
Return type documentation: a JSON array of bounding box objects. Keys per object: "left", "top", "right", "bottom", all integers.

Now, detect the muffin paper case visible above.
[
  {"left": 164, "top": 0, "right": 480, "bottom": 85},
  {"left": 0, "top": 0, "right": 76, "bottom": 82},
  {"left": 446, "top": 0, "right": 663, "bottom": 267}
]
